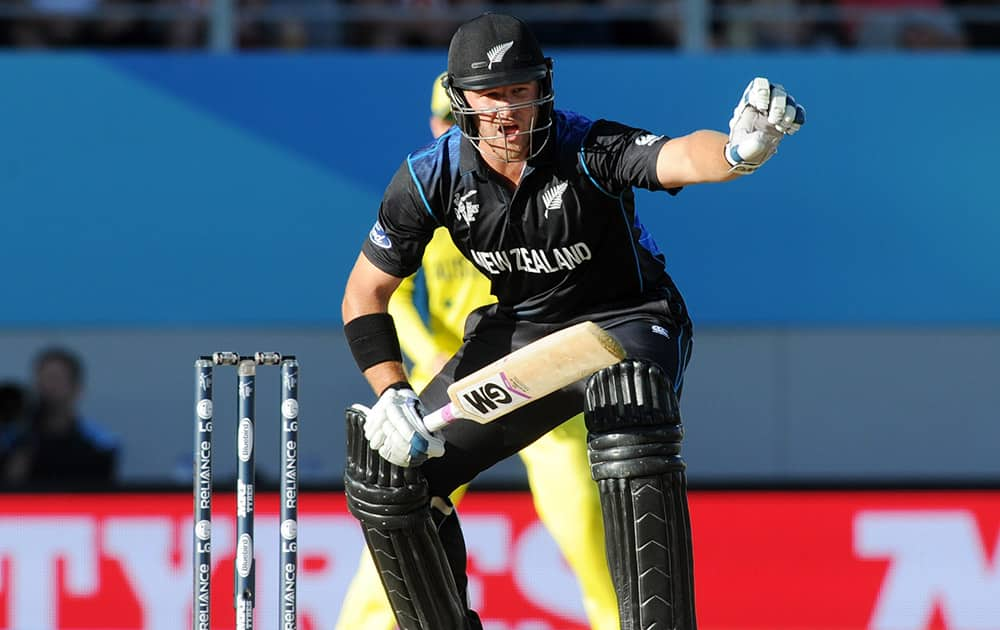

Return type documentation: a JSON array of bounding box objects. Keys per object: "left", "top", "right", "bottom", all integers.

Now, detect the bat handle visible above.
[{"left": 423, "top": 403, "right": 457, "bottom": 433}]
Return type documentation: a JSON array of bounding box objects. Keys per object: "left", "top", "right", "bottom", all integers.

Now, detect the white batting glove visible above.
[
  {"left": 360, "top": 387, "right": 445, "bottom": 467},
  {"left": 724, "top": 77, "right": 806, "bottom": 174}
]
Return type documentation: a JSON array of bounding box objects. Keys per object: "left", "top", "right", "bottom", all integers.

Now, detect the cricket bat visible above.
[{"left": 422, "top": 321, "right": 625, "bottom": 432}]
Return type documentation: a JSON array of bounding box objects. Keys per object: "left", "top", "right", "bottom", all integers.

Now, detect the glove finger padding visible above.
[
  {"left": 385, "top": 402, "right": 445, "bottom": 466},
  {"left": 766, "top": 83, "right": 788, "bottom": 127},
  {"left": 744, "top": 77, "right": 772, "bottom": 112},
  {"left": 725, "top": 76, "right": 805, "bottom": 173},
  {"left": 364, "top": 387, "right": 446, "bottom": 467},
  {"left": 359, "top": 405, "right": 389, "bottom": 451},
  {"left": 366, "top": 423, "right": 388, "bottom": 451},
  {"left": 781, "top": 97, "right": 806, "bottom": 135}
]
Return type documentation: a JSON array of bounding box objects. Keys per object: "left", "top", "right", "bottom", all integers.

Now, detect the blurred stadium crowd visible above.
[{"left": 0, "top": 0, "right": 996, "bottom": 50}]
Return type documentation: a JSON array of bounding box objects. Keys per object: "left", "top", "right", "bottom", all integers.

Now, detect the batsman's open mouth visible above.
[{"left": 498, "top": 123, "right": 520, "bottom": 139}]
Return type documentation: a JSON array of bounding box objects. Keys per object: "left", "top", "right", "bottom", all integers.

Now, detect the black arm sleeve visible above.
[
  {"left": 360, "top": 160, "right": 437, "bottom": 278},
  {"left": 579, "top": 119, "right": 677, "bottom": 196}
]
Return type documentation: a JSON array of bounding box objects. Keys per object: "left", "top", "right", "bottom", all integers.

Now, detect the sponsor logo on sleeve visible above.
[
  {"left": 369, "top": 221, "right": 392, "bottom": 249},
  {"left": 635, "top": 133, "right": 664, "bottom": 146}
]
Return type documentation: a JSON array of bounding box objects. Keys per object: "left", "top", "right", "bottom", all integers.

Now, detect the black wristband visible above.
[{"left": 344, "top": 313, "right": 404, "bottom": 372}]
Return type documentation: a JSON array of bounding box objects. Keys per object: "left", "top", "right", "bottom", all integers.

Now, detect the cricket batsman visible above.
[
  {"left": 341, "top": 12, "right": 805, "bottom": 629},
  {"left": 335, "top": 72, "right": 618, "bottom": 630}
]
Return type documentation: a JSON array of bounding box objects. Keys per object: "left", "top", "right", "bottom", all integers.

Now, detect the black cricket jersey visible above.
[{"left": 362, "top": 110, "right": 685, "bottom": 323}]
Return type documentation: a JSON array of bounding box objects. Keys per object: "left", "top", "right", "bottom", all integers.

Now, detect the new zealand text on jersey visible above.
[{"left": 470, "top": 242, "right": 592, "bottom": 275}]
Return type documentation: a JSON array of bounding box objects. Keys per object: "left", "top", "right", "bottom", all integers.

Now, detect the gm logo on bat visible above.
[{"left": 456, "top": 373, "right": 530, "bottom": 419}]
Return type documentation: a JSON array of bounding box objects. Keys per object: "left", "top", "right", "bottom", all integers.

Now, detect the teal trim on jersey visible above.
[
  {"left": 674, "top": 329, "right": 687, "bottom": 394},
  {"left": 413, "top": 268, "right": 430, "bottom": 324},
  {"left": 578, "top": 146, "right": 645, "bottom": 293},
  {"left": 405, "top": 130, "right": 457, "bottom": 225},
  {"left": 617, "top": 198, "right": 645, "bottom": 294},
  {"left": 406, "top": 156, "right": 437, "bottom": 221},
  {"left": 577, "top": 148, "right": 618, "bottom": 199}
]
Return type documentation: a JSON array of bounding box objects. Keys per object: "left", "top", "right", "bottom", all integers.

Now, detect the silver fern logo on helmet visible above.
[
  {"left": 471, "top": 41, "right": 515, "bottom": 70},
  {"left": 486, "top": 41, "right": 513, "bottom": 69}
]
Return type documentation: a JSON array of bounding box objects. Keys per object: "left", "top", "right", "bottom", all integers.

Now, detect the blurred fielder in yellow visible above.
[{"left": 334, "top": 72, "right": 618, "bottom": 630}]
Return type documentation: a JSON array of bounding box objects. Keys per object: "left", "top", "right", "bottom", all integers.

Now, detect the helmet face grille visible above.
[{"left": 447, "top": 89, "right": 555, "bottom": 163}]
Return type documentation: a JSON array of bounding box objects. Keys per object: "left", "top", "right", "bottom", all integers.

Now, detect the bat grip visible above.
[{"left": 423, "top": 403, "right": 457, "bottom": 433}]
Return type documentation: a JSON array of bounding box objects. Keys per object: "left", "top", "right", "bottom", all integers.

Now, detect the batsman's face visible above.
[{"left": 463, "top": 81, "right": 540, "bottom": 162}]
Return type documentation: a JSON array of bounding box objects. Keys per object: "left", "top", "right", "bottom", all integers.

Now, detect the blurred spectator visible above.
[
  {"left": 91, "top": 0, "right": 158, "bottom": 47},
  {"left": 272, "top": 17, "right": 308, "bottom": 48},
  {"left": 604, "top": 0, "right": 678, "bottom": 47},
  {"left": 526, "top": 0, "right": 611, "bottom": 47},
  {"left": 0, "top": 0, "right": 992, "bottom": 49},
  {"left": 6, "top": 0, "right": 159, "bottom": 48},
  {"left": 840, "top": 0, "right": 966, "bottom": 48},
  {"left": 718, "top": 0, "right": 847, "bottom": 49},
  {"left": 161, "top": 0, "right": 207, "bottom": 49},
  {"left": 248, "top": 0, "right": 346, "bottom": 49},
  {"left": 339, "top": 0, "right": 457, "bottom": 49},
  {"left": 163, "top": 0, "right": 332, "bottom": 50},
  {"left": 235, "top": 0, "right": 269, "bottom": 47},
  {"left": 899, "top": 10, "right": 966, "bottom": 47},
  {"left": 19, "top": 0, "right": 95, "bottom": 47},
  {"left": 1, "top": 348, "right": 119, "bottom": 488},
  {"left": 949, "top": 0, "right": 1000, "bottom": 48}
]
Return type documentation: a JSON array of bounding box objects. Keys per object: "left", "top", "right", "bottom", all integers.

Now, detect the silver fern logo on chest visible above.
[
  {"left": 541, "top": 181, "right": 569, "bottom": 218},
  {"left": 454, "top": 189, "right": 480, "bottom": 225}
]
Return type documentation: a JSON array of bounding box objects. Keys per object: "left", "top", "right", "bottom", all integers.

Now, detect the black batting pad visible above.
[
  {"left": 343, "top": 407, "right": 471, "bottom": 630},
  {"left": 585, "top": 361, "right": 698, "bottom": 630}
]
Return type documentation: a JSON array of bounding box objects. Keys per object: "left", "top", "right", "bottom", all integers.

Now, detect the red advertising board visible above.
[{"left": 0, "top": 490, "right": 997, "bottom": 629}]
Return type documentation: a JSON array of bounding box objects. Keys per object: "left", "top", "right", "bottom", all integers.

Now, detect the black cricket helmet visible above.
[{"left": 444, "top": 13, "right": 555, "bottom": 161}]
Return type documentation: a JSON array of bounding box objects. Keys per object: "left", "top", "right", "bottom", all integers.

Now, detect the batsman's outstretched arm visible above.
[
  {"left": 656, "top": 130, "right": 736, "bottom": 188},
  {"left": 342, "top": 253, "right": 408, "bottom": 395},
  {"left": 657, "top": 76, "right": 806, "bottom": 188}
]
